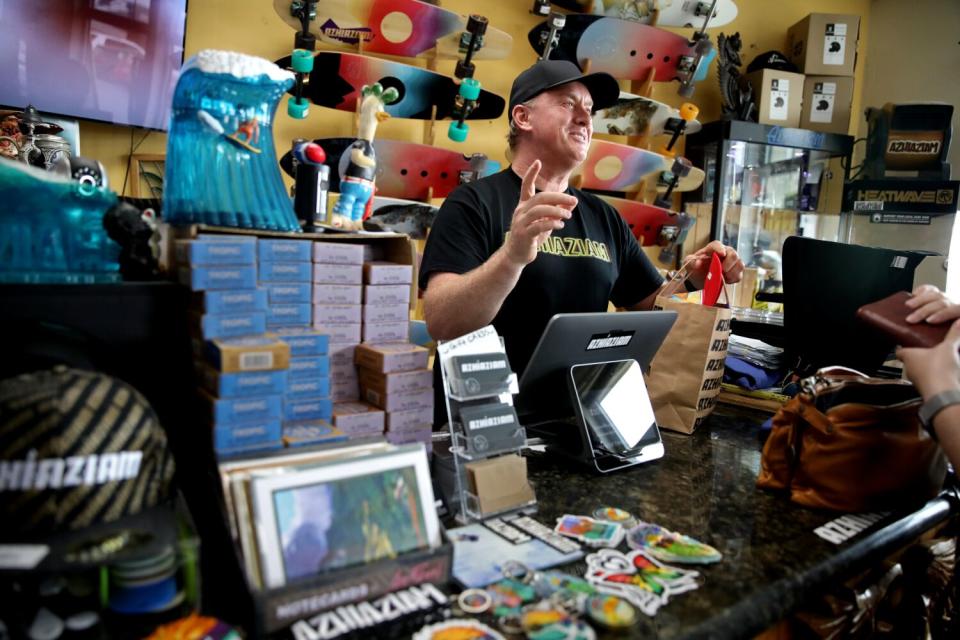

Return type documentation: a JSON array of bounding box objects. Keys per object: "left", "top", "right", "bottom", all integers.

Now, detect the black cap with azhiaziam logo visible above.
[
  {"left": 509, "top": 59, "right": 620, "bottom": 115},
  {"left": 0, "top": 367, "right": 179, "bottom": 571}
]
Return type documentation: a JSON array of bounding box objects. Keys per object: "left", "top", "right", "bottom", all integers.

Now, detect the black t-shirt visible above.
[{"left": 419, "top": 167, "right": 663, "bottom": 378}]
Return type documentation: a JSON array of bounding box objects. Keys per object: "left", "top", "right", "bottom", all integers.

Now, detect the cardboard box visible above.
[
  {"left": 361, "top": 385, "right": 433, "bottom": 413},
  {"left": 282, "top": 420, "right": 347, "bottom": 447},
  {"left": 200, "top": 389, "right": 282, "bottom": 425},
  {"left": 329, "top": 343, "right": 358, "bottom": 367},
  {"left": 288, "top": 356, "right": 330, "bottom": 380},
  {"left": 274, "top": 328, "right": 330, "bottom": 357},
  {"left": 283, "top": 396, "right": 333, "bottom": 422},
  {"left": 363, "top": 261, "right": 413, "bottom": 285},
  {"left": 175, "top": 236, "right": 256, "bottom": 266},
  {"left": 800, "top": 75, "right": 854, "bottom": 134},
  {"left": 355, "top": 343, "right": 429, "bottom": 373},
  {"left": 214, "top": 419, "right": 281, "bottom": 453},
  {"left": 364, "top": 284, "right": 411, "bottom": 306},
  {"left": 178, "top": 265, "right": 257, "bottom": 291},
  {"left": 259, "top": 261, "right": 312, "bottom": 283},
  {"left": 312, "top": 263, "right": 363, "bottom": 285},
  {"left": 205, "top": 334, "right": 291, "bottom": 372},
  {"left": 258, "top": 239, "right": 312, "bottom": 262},
  {"left": 362, "top": 322, "right": 409, "bottom": 344},
  {"left": 745, "top": 69, "right": 804, "bottom": 127},
  {"left": 313, "top": 304, "right": 362, "bottom": 325},
  {"left": 385, "top": 406, "right": 435, "bottom": 432},
  {"left": 313, "top": 242, "right": 367, "bottom": 265},
  {"left": 263, "top": 283, "right": 312, "bottom": 305},
  {"left": 787, "top": 13, "right": 860, "bottom": 76},
  {"left": 266, "top": 303, "right": 312, "bottom": 327},
  {"left": 286, "top": 377, "right": 331, "bottom": 400},
  {"left": 466, "top": 454, "right": 536, "bottom": 515},
  {"left": 363, "top": 303, "right": 409, "bottom": 324},
  {"left": 357, "top": 368, "right": 432, "bottom": 396},
  {"left": 190, "top": 310, "right": 266, "bottom": 340},
  {"left": 198, "top": 364, "right": 287, "bottom": 398},
  {"left": 332, "top": 401, "right": 385, "bottom": 434},
  {"left": 313, "top": 284, "right": 363, "bottom": 305},
  {"left": 330, "top": 375, "right": 360, "bottom": 402},
  {"left": 191, "top": 289, "right": 267, "bottom": 314},
  {"left": 313, "top": 323, "right": 361, "bottom": 344}
]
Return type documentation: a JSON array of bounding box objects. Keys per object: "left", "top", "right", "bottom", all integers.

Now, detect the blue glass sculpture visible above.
[
  {"left": 163, "top": 50, "right": 300, "bottom": 232},
  {"left": 0, "top": 160, "right": 120, "bottom": 283}
]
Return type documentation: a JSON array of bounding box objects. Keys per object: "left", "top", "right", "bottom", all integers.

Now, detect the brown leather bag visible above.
[{"left": 757, "top": 367, "right": 948, "bottom": 512}]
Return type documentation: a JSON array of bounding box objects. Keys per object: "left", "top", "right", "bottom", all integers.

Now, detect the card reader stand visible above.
[
  {"left": 532, "top": 359, "right": 665, "bottom": 474},
  {"left": 436, "top": 327, "right": 536, "bottom": 524}
]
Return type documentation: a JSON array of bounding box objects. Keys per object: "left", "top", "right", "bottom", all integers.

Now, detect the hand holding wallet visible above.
[{"left": 856, "top": 291, "right": 951, "bottom": 348}]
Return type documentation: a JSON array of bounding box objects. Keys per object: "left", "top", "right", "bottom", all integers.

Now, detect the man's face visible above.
[{"left": 520, "top": 81, "right": 594, "bottom": 164}]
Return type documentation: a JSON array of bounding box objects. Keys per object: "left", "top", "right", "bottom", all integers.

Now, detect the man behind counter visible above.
[{"left": 419, "top": 60, "right": 745, "bottom": 424}]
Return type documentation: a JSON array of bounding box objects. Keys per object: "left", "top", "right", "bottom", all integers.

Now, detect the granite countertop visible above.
[{"left": 523, "top": 405, "right": 957, "bottom": 639}]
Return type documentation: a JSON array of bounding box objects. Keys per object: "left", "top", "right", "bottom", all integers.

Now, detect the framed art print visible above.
[{"left": 251, "top": 444, "right": 439, "bottom": 588}]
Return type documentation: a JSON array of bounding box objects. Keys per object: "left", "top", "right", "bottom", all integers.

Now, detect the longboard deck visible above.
[
  {"left": 273, "top": 0, "right": 513, "bottom": 60},
  {"left": 576, "top": 139, "right": 703, "bottom": 192},
  {"left": 593, "top": 91, "right": 701, "bottom": 137},
  {"left": 275, "top": 51, "right": 505, "bottom": 120},
  {"left": 364, "top": 196, "right": 439, "bottom": 238},
  {"left": 529, "top": 15, "right": 715, "bottom": 82},
  {"left": 598, "top": 195, "right": 691, "bottom": 245},
  {"left": 550, "top": 0, "right": 738, "bottom": 28},
  {"left": 281, "top": 138, "right": 501, "bottom": 200}
]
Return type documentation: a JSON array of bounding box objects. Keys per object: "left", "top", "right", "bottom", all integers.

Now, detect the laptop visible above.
[{"left": 516, "top": 310, "right": 678, "bottom": 423}]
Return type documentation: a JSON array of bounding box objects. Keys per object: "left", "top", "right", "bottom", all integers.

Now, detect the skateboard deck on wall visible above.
[
  {"left": 273, "top": 0, "right": 513, "bottom": 60},
  {"left": 280, "top": 138, "right": 501, "bottom": 200},
  {"left": 575, "top": 139, "right": 704, "bottom": 192},
  {"left": 274, "top": 51, "right": 505, "bottom": 120},
  {"left": 550, "top": 0, "right": 738, "bottom": 28},
  {"left": 529, "top": 15, "right": 715, "bottom": 83},
  {"left": 593, "top": 91, "right": 701, "bottom": 136},
  {"left": 598, "top": 195, "right": 692, "bottom": 245}
]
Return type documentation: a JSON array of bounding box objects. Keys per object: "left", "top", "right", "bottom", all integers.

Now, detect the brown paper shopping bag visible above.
[{"left": 646, "top": 295, "right": 732, "bottom": 434}]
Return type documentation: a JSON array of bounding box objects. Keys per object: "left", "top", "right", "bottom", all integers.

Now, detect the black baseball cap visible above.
[
  {"left": 0, "top": 367, "right": 180, "bottom": 571},
  {"left": 509, "top": 60, "right": 620, "bottom": 115},
  {"left": 747, "top": 50, "right": 799, "bottom": 73}
]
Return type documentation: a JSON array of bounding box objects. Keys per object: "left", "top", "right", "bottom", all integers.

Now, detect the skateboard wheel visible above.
[
  {"left": 459, "top": 77, "right": 481, "bottom": 101},
  {"left": 448, "top": 121, "right": 469, "bottom": 142},
  {"left": 455, "top": 59, "right": 475, "bottom": 80},
  {"left": 287, "top": 96, "right": 309, "bottom": 119},
  {"left": 291, "top": 49, "right": 314, "bottom": 73},
  {"left": 680, "top": 103, "right": 699, "bottom": 121}
]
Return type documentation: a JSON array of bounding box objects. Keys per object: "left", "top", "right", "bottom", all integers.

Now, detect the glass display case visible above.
[{"left": 684, "top": 120, "right": 854, "bottom": 311}]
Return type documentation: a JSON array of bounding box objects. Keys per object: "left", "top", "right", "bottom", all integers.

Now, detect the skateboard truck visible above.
[
  {"left": 658, "top": 212, "right": 694, "bottom": 263},
  {"left": 654, "top": 157, "right": 693, "bottom": 209},
  {"left": 661, "top": 103, "right": 700, "bottom": 156},
  {"left": 448, "top": 15, "right": 488, "bottom": 143},
  {"left": 538, "top": 12, "right": 566, "bottom": 61},
  {"left": 459, "top": 153, "right": 489, "bottom": 184},
  {"left": 676, "top": 0, "right": 718, "bottom": 98},
  {"left": 530, "top": 0, "right": 551, "bottom": 16},
  {"left": 289, "top": 0, "right": 318, "bottom": 51}
]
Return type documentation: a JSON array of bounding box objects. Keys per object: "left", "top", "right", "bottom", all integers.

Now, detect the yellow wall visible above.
[{"left": 80, "top": 0, "right": 873, "bottom": 195}]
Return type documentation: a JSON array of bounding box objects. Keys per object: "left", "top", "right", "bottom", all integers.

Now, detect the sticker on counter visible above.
[
  {"left": 814, "top": 511, "right": 890, "bottom": 545},
  {"left": 809, "top": 81, "right": 836, "bottom": 123},
  {"left": 509, "top": 515, "right": 583, "bottom": 554},
  {"left": 823, "top": 22, "right": 847, "bottom": 66},
  {"left": 768, "top": 78, "right": 790, "bottom": 122},
  {"left": 585, "top": 548, "right": 699, "bottom": 616},
  {"left": 413, "top": 619, "right": 504, "bottom": 640},
  {"left": 555, "top": 515, "right": 624, "bottom": 548},
  {"left": 592, "top": 507, "right": 638, "bottom": 530},
  {"left": 625, "top": 523, "right": 722, "bottom": 564}
]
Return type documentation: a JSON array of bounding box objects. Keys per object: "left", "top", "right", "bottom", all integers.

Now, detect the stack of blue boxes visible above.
[
  {"left": 178, "top": 234, "right": 287, "bottom": 457},
  {"left": 258, "top": 239, "right": 340, "bottom": 448}
]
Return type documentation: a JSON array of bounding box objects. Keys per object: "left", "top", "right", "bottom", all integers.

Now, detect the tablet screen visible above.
[{"left": 570, "top": 360, "right": 660, "bottom": 455}]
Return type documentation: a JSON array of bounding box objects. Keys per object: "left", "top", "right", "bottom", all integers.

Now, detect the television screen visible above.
[{"left": 0, "top": 0, "right": 187, "bottom": 131}]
